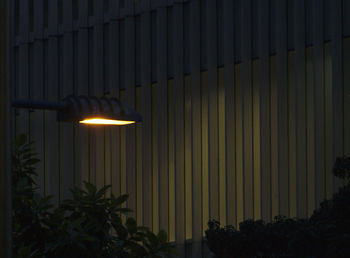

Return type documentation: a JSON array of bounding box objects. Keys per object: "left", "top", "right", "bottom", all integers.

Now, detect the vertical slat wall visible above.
[
  {"left": 46, "top": 0, "right": 60, "bottom": 205},
  {"left": 294, "top": 0, "right": 307, "bottom": 218},
  {"left": 32, "top": 0, "right": 45, "bottom": 195},
  {"left": 108, "top": 0, "right": 121, "bottom": 200},
  {"left": 60, "top": 0, "right": 74, "bottom": 200},
  {"left": 276, "top": 0, "right": 289, "bottom": 217},
  {"left": 124, "top": 0, "right": 137, "bottom": 213},
  {"left": 76, "top": 0, "right": 89, "bottom": 187},
  {"left": 331, "top": 0, "right": 344, "bottom": 191},
  {"left": 140, "top": 0, "right": 152, "bottom": 230},
  {"left": 258, "top": 0, "right": 271, "bottom": 222},
  {"left": 173, "top": 1, "right": 185, "bottom": 255},
  {"left": 156, "top": 1, "right": 168, "bottom": 240},
  {"left": 313, "top": 0, "right": 326, "bottom": 210},
  {"left": 190, "top": 0, "right": 202, "bottom": 256},
  {"left": 10, "top": 0, "right": 350, "bottom": 257},
  {"left": 0, "top": 0, "right": 11, "bottom": 255}
]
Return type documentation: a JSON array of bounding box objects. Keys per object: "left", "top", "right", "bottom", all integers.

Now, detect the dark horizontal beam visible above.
[{"left": 12, "top": 99, "right": 67, "bottom": 111}]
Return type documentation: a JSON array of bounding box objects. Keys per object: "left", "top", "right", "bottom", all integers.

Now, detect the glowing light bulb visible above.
[{"left": 79, "top": 117, "right": 135, "bottom": 125}]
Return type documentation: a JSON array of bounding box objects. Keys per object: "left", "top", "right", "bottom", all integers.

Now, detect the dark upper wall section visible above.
[{"left": 10, "top": 0, "right": 350, "bottom": 85}]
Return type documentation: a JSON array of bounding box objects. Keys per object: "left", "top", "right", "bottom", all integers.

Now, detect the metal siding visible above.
[
  {"left": 331, "top": 0, "right": 345, "bottom": 191},
  {"left": 173, "top": 2, "right": 185, "bottom": 255},
  {"left": 32, "top": 0, "right": 45, "bottom": 195},
  {"left": 151, "top": 83, "right": 159, "bottom": 233},
  {"left": 157, "top": 5, "right": 169, "bottom": 235},
  {"left": 288, "top": 51, "right": 297, "bottom": 218},
  {"left": 324, "top": 43, "right": 334, "bottom": 200},
  {"left": 76, "top": 0, "right": 90, "bottom": 186},
  {"left": 276, "top": 0, "right": 289, "bottom": 217},
  {"left": 185, "top": 75, "right": 193, "bottom": 240},
  {"left": 0, "top": 0, "right": 11, "bottom": 254},
  {"left": 110, "top": 18, "right": 122, "bottom": 197},
  {"left": 344, "top": 39, "right": 350, "bottom": 156},
  {"left": 235, "top": 63, "right": 244, "bottom": 225},
  {"left": 17, "top": 0, "right": 30, "bottom": 137},
  {"left": 207, "top": 0, "right": 219, "bottom": 221},
  {"left": 258, "top": 0, "right": 272, "bottom": 222},
  {"left": 8, "top": 0, "right": 350, "bottom": 256},
  {"left": 190, "top": 0, "right": 202, "bottom": 256},
  {"left": 252, "top": 59, "right": 261, "bottom": 220},
  {"left": 294, "top": 0, "right": 308, "bottom": 218},
  {"left": 218, "top": 67, "right": 227, "bottom": 224},
  {"left": 120, "top": 90, "right": 127, "bottom": 215},
  {"left": 124, "top": 1, "right": 137, "bottom": 214},
  {"left": 201, "top": 71, "right": 210, "bottom": 234},
  {"left": 46, "top": 0, "right": 60, "bottom": 203},
  {"left": 306, "top": 46, "right": 316, "bottom": 216},
  {"left": 92, "top": 0, "right": 105, "bottom": 190},
  {"left": 270, "top": 54, "right": 279, "bottom": 218},
  {"left": 60, "top": 0, "right": 74, "bottom": 200},
  {"left": 140, "top": 5, "right": 153, "bottom": 229},
  {"left": 223, "top": 0, "right": 236, "bottom": 228},
  {"left": 136, "top": 87, "right": 143, "bottom": 225},
  {"left": 241, "top": 0, "right": 254, "bottom": 220},
  {"left": 46, "top": 37, "right": 60, "bottom": 204},
  {"left": 313, "top": 0, "right": 326, "bottom": 206},
  {"left": 168, "top": 79, "right": 176, "bottom": 242}
]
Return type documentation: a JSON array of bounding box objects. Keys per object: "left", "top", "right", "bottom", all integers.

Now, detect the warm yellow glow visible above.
[{"left": 79, "top": 117, "right": 135, "bottom": 125}]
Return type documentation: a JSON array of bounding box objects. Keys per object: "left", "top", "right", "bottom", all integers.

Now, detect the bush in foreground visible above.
[
  {"left": 13, "top": 135, "right": 176, "bottom": 258},
  {"left": 206, "top": 157, "right": 350, "bottom": 258}
]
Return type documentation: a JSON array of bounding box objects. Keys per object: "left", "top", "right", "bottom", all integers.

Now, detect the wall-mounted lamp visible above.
[{"left": 12, "top": 95, "right": 142, "bottom": 126}]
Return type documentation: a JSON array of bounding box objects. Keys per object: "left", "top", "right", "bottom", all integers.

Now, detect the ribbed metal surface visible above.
[
  {"left": 12, "top": 96, "right": 142, "bottom": 123},
  {"left": 8, "top": 1, "right": 350, "bottom": 257},
  {"left": 58, "top": 95, "right": 142, "bottom": 123},
  {"left": 1, "top": 0, "right": 11, "bottom": 256}
]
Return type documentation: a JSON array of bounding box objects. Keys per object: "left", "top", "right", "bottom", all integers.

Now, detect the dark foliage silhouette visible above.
[
  {"left": 13, "top": 134, "right": 176, "bottom": 258},
  {"left": 206, "top": 157, "right": 350, "bottom": 258}
]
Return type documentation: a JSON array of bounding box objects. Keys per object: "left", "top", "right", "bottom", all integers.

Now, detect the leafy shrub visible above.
[
  {"left": 13, "top": 135, "right": 176, "bottom": 258},
  {"left": 333, "top": 156, "right": 350, "bottom": 181},
  {"left": 206, "top": 157, "right": 350, "bottom": 258}
]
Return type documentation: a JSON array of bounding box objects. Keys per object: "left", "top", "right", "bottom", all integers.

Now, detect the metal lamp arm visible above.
[{"left": 12, "top": 99, "right": 68, "bottom": 111}]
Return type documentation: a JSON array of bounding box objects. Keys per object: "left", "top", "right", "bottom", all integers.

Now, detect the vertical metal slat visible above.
[
  {"left": 207, "top": 0, "right": 219, "bottom": 222},
  {"left": 190, "top": 0, "right": 202, "bottom": 255},
  {"left": 241, "top": 0, "right": 254, "bottom": 219},
  {"left": 258, "top": 0, "right": 272, "bottom": 222},
  {"left": 313, "top": 0, "right": 326, "bottom": 207},
  {"left": 173, "top": 1, "right": 185, "bottom": 254},
  {"left": 157, "top": 5, "right": 169, "bottom": 236},
  {"left": 294, "top": 0, "right": 307, "bottom": 218},
  {"left": 60, "top": 0, "right": 74, "bottom": 200},
  {"left": 45, "top": 0, "right": 60, "bottom": 203},
  {"left": 275, "top": 0, "right": 289, "bottom": 216},
  {"left": 140, "top": 2, "right": 153, "bottom": 229},
  {"left": 124, "top": 0, "right": 137, "bottom": 214},
  {"left": 76, "top": 0, "right": 90, "bottom": 186},
  {"left": 331, "top": 0, "right": 344, "bottom": 190}
]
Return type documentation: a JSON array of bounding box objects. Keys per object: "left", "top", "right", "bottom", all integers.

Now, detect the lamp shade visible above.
[{"left": 12, "top": 95, "right": 142, "bottom": 125}]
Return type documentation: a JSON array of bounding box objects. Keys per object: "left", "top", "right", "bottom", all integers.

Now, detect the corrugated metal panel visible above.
[
  {"left": 157, "top": 3, "right": 169, "bottom": 238},
  {"left": 0, "top": 0, "right": 11, "bottom": 255},
  {"left": 294, "top": 0, "right": 307, "bottom": 218},
  {"left": 140, "top": 1, "right": 153, "bottom": 230},
  {"left": 258, "top": 0, "right": 271, "bottom": 222},
  {"left": 189, "top": 0, "right": 202, "bottom": 256},
  {"left": 60, "top": 0, "right": 74, "bottom": 201},
  {"left": 9, "top": 0, "right": 350, "bottom": 257},
  {"left": 344, "top": 40, "right": 350, "bottom": 156},
  {"left": 173, "top": 2, "right": 186, "bottom": 255},
  {"left": 45, "top": 0, "right": 60, "bottom": 205},
  {"left": 76, "top": 0, "right": 89, "bottom": 187},
  {"left": 331, "top": 0, "right": 345, "bottom": 191}
]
